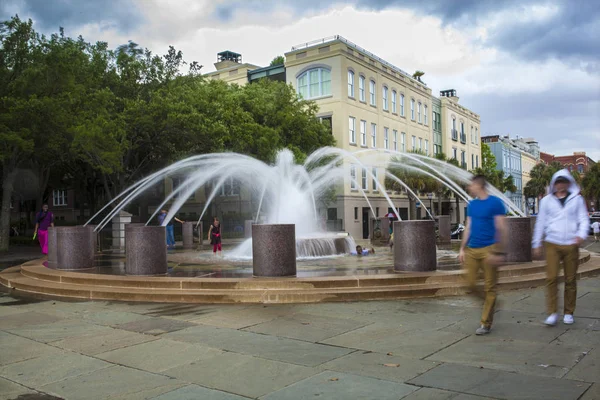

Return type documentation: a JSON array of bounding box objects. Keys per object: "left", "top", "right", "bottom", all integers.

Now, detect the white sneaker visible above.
[
  {"left": 544, "top": 313, "right": 558, "bottom": 326},
  {"left": 563, "top": 314, "right": 574, "bottom": 325}
]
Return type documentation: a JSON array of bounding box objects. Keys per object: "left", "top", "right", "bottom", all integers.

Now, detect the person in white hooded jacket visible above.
[{"left": 532, "top": 169, "right": 589, "bottom": 326}]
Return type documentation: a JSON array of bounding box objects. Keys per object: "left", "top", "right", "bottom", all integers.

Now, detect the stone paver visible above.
[
  {"left": 39, "top": 365, "right": 184, "bottom": 400},
  {"left": 0, "top": 311, "right": 63, "bottom": 329},
  {"left": 564, "top": 348, "right": 599, "bottom": 383},
  {"left": 164, "top": 324, "right": 353, "bottom": 366},
  {"left": 5, "top": 319, "right": 114, "bottom": 343},
  {"left": 80, "top": 310, "right": 151, "bottom": 326},
  {"left": 164, "top": 351, "right": 316, "bottom": 398},
  {"left": 0, "top": 376, "right": 38, "bottom": 400},
  {"left": 115, "top": 317, "right": 196, "bottom": 335},
  {"left": 50, "top": 328, "right": 158, "bottom": 355},
  {"left": 260, "top": 370, "right": 417, "bottom": 400},
  {"left": 0, "top": 331, "right": 61, "bottom": 366},
  {"left": 152, "top": 384, "right": 249, "bottom": 400},
  {"left": 409, "top": 363, "right": 590, "bottom": 400},
  {"left": 189, "top": 306, "right": 292, "bottom": 329},
  {"left": 0, "top": 351, "right": 111, "bottom": 387},
  {"left": 97, "top": 339, "right": 223, "bottom": 373}
]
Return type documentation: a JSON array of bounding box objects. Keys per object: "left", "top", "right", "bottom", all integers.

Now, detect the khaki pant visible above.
[
  {"left": 464, "top": 245, "right": 497, "bottom": 328},
  {"left": 545, "top": 242, "right": 579, "bottom": 315}
]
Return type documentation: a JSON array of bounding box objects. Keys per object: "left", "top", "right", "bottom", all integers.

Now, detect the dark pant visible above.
[{"left": 166, "top": 225, "right": 175, "bottom": 247}]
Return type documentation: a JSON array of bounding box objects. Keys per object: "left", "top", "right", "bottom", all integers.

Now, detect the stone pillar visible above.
[
  {"left": 47, "top": 227, "right": 57, "bottom": 268},
  {"left": 436, "top": 215, "right": 451, "bottom": 245},
  {"left": 56, "top": 226, "right": 95, "bottom": 270},
  {"left": 245, "top": 220, "right": 254, "bottom": 239},
  {"left": 197, "top": 222, "right": 203, "bottom": 246},
  {"left": 529, "top": 216, "right": 545, "bottom": 260},
  {"left": 252, "top": 224, "right": 296, "bottom": 277},
  {"left": 394, "top": 220, "right": 437, "bottom": 272},
  {"left": 125, "top": 226, "right": 167, "bottom": 275},
  {"left": 505, "top": 217, "right": 532, "bottom": 263},
  {"left": 182, "top": 222, "right": 194, "bottom": 250},
  {"left": 111, "top": 211, "right": 132, "bottom": 250}
]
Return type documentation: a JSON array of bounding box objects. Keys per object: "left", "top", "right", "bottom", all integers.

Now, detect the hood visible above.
[{"left": 548, "top": 168, "right": 580, "bottom": 196}]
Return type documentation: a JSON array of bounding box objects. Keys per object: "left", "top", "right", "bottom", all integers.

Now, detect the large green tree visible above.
[{"left": 581, "top": 163, "right": 600, "bottom": 210}]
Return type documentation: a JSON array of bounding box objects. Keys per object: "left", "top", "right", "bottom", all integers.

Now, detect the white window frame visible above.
[
  {"left": 470, "top": 126, "right": 474, "bottom": 143},
  {"left": 411, "top": 135, "right": 416, "bottom": 151},
  {"left": 382, "top": 86, "right": 389, "bottom": 110},
  {"left": 391, "top": 90, "right": 397, "bottom": 113},
  {"left": 472, "top": 153, "right": 475, "bottom": 169},
  {"left": 297, "top": 67, "right": 331, "bottom": 99},
  {"left": 372, "top": 167, "right": 378, "bottom": 191},
  {"left": 452, "top": 147, "right": 457, "bottom": 160},
  {"left": 360, "top": 120, "right": 367, "bottom": 146},
  {"left": 417, "top": 102, "right": 422, "bottom": 123},
  {"left": 418, "top": 137, "right": 422, "bottom": 151},
  {"left": 384, "top": 127, "right": 389, "bottom": 149},
  {"left": 424, "top": 105, "right": 428, "bottom": 125},
  {"left": 361, "top": 167, "right": 368, "bottom": 190},
  {"left": 369, "top": 80, "right": 376, "bottom": 105},
  {"left": 371, "top": 123, "right": 377, "bottom": 148},
  {"left": 475, "top": 127, "right": 478, "bottom": 144},
  {"left": 359, "top": 75, "right": 365, "bottom": 102},
  {"left": 219, "top": 177, "right": 240, "bottom": 196},
  {"left": 476, "top": 155, "right": 479, "bottom": 168},
  {"left": 411, "top": 99, "right": 415, "bottom": 120},
  {"left": 425, "top": 139, "right": 429, "bottom": 156},
  {"left": 348, "top": 70, "right": 354, "bottom": 98},
  {"left": 400, "top": 94, "right": 405, "bottom": 116},
  {"left": 393, "top": 130, "right": 398, "bottom": 151},
  {"left": 349, "top": 116, "right": 356, "bottom": 144},
  {"left": 53, "top": 189, "right": 67, "bottom": 206},
  {"left": 401, "top": 132, "right": 406, "bottom": 152},
  {"left": 350, "top": 164, "right": 357, "bottom": 190}
]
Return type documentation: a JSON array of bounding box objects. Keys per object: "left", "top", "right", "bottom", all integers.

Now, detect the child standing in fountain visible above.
[
  {"left": 459, "top": 175, "right": 508, "bottom": 336},
  {"left": 208, "top": 217, "right": 222, "bottom": 256},
  {"left": 33, "top": 204, "right": 54, "bottom": 255}
]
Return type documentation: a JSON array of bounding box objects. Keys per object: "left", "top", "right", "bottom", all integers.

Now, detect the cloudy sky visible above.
[{"left": 2, "top": 0, "right": 599, "bottom": 160}]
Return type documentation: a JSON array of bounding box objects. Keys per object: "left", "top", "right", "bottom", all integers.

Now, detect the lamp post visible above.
[{"left": 427, "top": 193, "right": 434, "bottom": 217}]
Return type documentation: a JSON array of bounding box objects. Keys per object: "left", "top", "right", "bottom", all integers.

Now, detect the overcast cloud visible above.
[{"left": 2, "top": 0, "right": 599, "bottom": 160}]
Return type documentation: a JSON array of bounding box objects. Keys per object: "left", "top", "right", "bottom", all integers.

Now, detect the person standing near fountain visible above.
[
  {"left": 158, "top": 209, "right": 185, "bottom": 249},
  {"left": 33, "top": 204, "right": 54, "bottom": 255},
  {"left": 208, "top": 217, "right": 222, "bottom": 256},
  {"left": 459, "top": 175, "right": 508, "bottom": 336},
  {"left": 532, "top": 170, "right": 589, "bottom": 326}
]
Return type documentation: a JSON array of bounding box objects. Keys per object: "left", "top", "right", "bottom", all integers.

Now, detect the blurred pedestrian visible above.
[{"left": 34, "top": 204, "right": 54, "bottom": 255}]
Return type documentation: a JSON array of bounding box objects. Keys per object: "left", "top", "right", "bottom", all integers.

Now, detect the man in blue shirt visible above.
[{"left": 459, "top": 175, "right": 508, "bottom": 335}]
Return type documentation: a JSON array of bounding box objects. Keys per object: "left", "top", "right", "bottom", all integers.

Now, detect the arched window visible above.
[
  {"left": 383, "top": 86, "right": 389, "bottom": 110},
  {"left": 400, "top": 94, "right": 405, "bottom": 116},
  {"left": 417, "top": 101, "right": 422, "bottom": 123},
  {"left": 347, "top": 70, "right": 354, "bottom": 98},
  {"left": 369, "top": 80, "right": 376, "bottom": 105},
  {"left": 424, "top": 105, "right": 428, "bottom": 125},
  {"left": 359, "top": 75, "right": 365, "bottom": 102},
  {"left": 578, "top": 164, "right": 584, "bottom": 173},
  {"left": 410, "top": 99, "right": 415, "bottom": 120},
  {"left": 297, "top": 67, "right": 331, "bottom": 99},
  {"left": 392, "top": 90, "right": 397, "bottom": 113}
]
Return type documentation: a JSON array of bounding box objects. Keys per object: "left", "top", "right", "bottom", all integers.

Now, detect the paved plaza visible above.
[{"left": 0, "top": 245, "right": 599, "bottom": 399}]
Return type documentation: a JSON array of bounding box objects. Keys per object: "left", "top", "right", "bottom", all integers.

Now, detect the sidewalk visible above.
[{"left": 1, "top": 268, "right": 599, "bottom": 399}]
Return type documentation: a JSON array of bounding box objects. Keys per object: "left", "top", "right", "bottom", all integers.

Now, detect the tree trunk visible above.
[
  {"left": 0, "top": 170, "right": 17, "bottom": 252},
  {"left": 409, "top": 198, "right": 416, "bottom": 220}
]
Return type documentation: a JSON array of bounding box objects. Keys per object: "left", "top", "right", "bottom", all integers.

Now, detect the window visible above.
[
  {"left": 354, "top": 207, "right": 358, "bottom": 220},
  {"left": 401, "top": 132, "right": 406, "bottom": 152},
  {"left": 470, "top": 126, "right": 474, "bottom": 143},
  {"left": 382, "top": 86, "right": 389, "bottom": 110},
  {"left": 369, "top": 80, "right": 376, "bottom": 105},
  {"left": 348, "top": 70, "right": 354, "bottom": 97},
  {"left": 349, "top": 117, "right": 356, "bottom": 144},
  {"left": 384, "top": 127, "right": 389, "bottom": 149},
  {"left": 432, "top": 111, "right": 437, "bottom": 130},
  {"left": 452, "top": 118, "right": 457, "bottom": 140},
  {"left": 360, "top": 120, "right": 367, "bottom": 146},
  {"left": 417, "top": 102, "right": 422, "bottom": 123},
  {"left": 400, "top": 94, "right": 405, "bottom": 116},
  {"left": 460, "top": 121, "right": 466, "bottom": 143},
  {"left": 452, "top": 147, "right": 457, "bottom": 160},
  {"left": 359, "top": 75, "right": 365, "bottom": 102},
  {"left": 424, "top": 105, "right": 428, "bottom": 125},
  {"left": 476, "top": 155, "right": 479, "bottom": 168},
  {"left": 350, "top": 165, "right": 357, "bottom": 190},
  {"left": 475, "top": 128, "right": 478, "bottom": 143},
  {"left": 53, "top": 190, "right": 67, "bottom": 206},
  {"left": 372, "top": 167, "right": 378, "bottom": 191},
  {"left": 371, "top": 123, "right": 377, "bottom": 148},
  {"left": 392, "top": 90, "right": 397, "bottom": 113},
  {"left": 578, "top": 164, "right": 584, "bottom": 173},
  {"left": 393, "top": 130, "right": 398, "bottom": 151},
  {"left": 424, "top": 139, "right": 429, "bottom": 156},
  {"left": 418, "top": 138, "right": 422, "bottom": 151},
  {"left": 411, "top": 135, "right": 416, "bottom": 151},
  {"left": 219, "top": 177, "right": 240, "bottom": 196},
  {"left": 376, "top": 207, "right": 379, "bottom": 217},
  {"left": 361, "top": 168, "right": 368, "bottom": 190},
  {"left": 472, "top": 153, "right": 475, "bottom": 169},
  {"left": 297, "top": 67, "right": 331, "bottom": 99},
  {"left": 461, "top": 150, "right": 466, "bottom": 167},
  {"left": 411, "top": 99, "right": 415, "bottom": 120}
]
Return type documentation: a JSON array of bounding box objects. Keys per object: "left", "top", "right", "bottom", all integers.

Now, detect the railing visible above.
[
  {"left": 451, "top": 129, "right": 458, "bottom": 141},
  {"left": 460, "top": 133, "right": 467, "bottom": 144},
  {"left": 291, "top": 35, "right": 423, "bottom": 86}
]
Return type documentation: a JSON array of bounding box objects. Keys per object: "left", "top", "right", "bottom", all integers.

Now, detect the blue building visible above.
[{"left": 481, "top": 135, "right": 523, "bottom": 211}]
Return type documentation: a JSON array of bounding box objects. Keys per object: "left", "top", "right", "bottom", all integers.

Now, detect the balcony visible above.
[
  {"left": 460, "top": 133, "right": 466, "bottom": 144},
  {"left": 451, "top": 129, "right": 458, "bottom": 141}
]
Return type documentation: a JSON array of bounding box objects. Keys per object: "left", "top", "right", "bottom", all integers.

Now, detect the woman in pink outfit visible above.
[{"left": 34, "top": 204, "right": 54, "bottom": 255}]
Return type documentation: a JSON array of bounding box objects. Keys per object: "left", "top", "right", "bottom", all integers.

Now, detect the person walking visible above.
[
  {"left": 592, "top": 220, "right": 600, "bottom": 242},
  {"left": 158, "top": 209, "right": 185, "bottom": 249},
  {"left": 532, "top": 169, "right": 589, "bottom": 326},
  {"left": 208, "top": 217, "right": 222, "bottom": 256},
  {"left": 33, "top": 204, "right": 54, "bottom": 255},
  {"left": 458, "top": 175, "right": 507, "bottom": 335}
]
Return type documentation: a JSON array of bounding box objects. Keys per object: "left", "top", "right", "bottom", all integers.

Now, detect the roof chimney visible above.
[{"left": 215, "top": 50, "right": 242, "bottom": 71}]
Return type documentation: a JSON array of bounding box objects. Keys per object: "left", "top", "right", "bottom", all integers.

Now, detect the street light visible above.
[{"left": 427, "top": 193, "right": 434, "bottom": 217}]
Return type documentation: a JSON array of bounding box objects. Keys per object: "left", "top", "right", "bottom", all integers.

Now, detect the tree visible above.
[
  {"left": 412, "top": 70, "right": 424, "bottom": 82},
  {"left": 582, "top": 163, "right": 600, "bottom": 210},
  {"left": 269, "top": 56, "right": 284, "bottom": 66}
]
